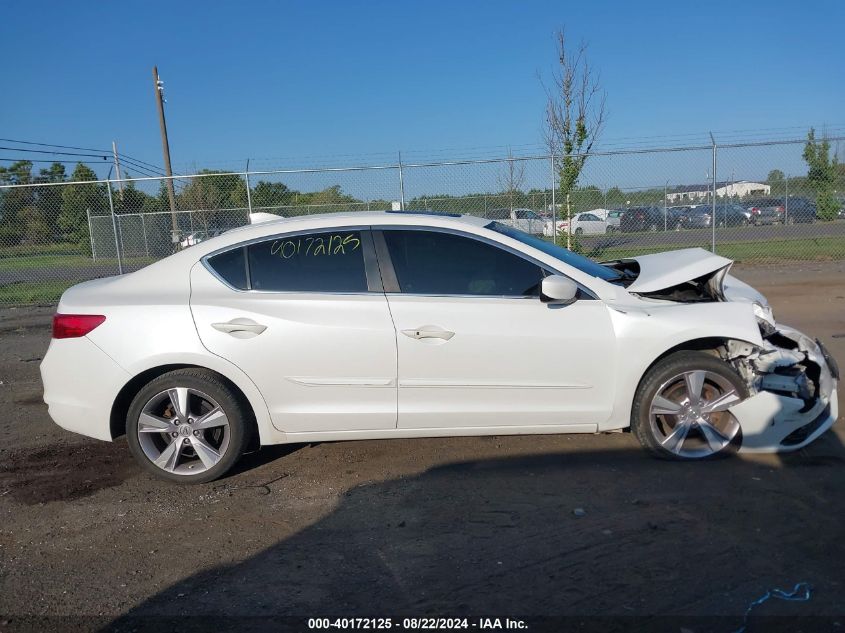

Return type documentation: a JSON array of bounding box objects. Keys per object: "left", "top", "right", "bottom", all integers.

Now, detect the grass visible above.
[
  {"left": 0, "top": 243, "right": 85, "bottom": 259},
  {"left": 582, "top": 236, "right": 845, "bottom": 263},
  {"left": 0, "top": 254, "right": 156, "bottom": 271},
  {"left": 0, "top": 281, "right": 76, "bottom": 305}
]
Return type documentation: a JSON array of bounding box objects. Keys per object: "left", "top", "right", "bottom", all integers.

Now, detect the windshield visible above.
[{"left": 487, "top": 221, "right": 621, "bottom": 282}]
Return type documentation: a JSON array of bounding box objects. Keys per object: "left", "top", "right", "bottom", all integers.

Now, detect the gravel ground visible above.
[{"left": 0, "top": 261, "right": 843, "bottom": 632}]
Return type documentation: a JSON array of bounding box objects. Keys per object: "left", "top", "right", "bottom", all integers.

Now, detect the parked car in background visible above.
[
  {"left": 569, "top": 212, "right": 609, "bottom": 235},
  {"left": 487, "top": 208, "right": 545, "bottom": 235},
  {"left": 543, "top": 212, "right": 609, "bottom": 237},
  {"left": 677, "top": 206, "right": 712, "bottom": 229},
  {"left": 745, "top": 198, "right": 784, "bottom": 225},
  {"left": 782, "top": 197, "right": 817, "bottom": 224},
  {"left": 41, "top": 211, "right": 839, "bottom": 482},
  {"left": 714, "top": 203, "right": 751, "bottom": 227},
  {"left": 744, "top": 197, "right": 817, "bottom": 225},
  {"left": 620, "top": 206, "right": 680, "bottom": 232},
  {"left": 605, "top": 209, "right": 624, "bottom": 232}
]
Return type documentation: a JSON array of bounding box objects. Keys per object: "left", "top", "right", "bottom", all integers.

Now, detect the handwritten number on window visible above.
[{"left": 270, "top": 234, "right": 361, "bottom": 260}]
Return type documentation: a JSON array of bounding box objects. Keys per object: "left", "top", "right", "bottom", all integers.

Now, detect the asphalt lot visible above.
[{"left": 0, "top": 260, "right": 844, "bottom": 632}]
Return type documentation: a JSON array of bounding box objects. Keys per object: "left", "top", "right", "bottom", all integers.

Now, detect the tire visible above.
[
  {"left": 126, "top": 369, "right": 252, "bottom": 484},
  {"left": 574, "top": 227, "right": 583, "bottom": 236},
  {"left": 631, "top": 351, "right": 749, "bottom": 461}
]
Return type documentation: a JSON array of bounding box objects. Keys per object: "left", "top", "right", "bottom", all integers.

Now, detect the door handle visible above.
[
  {"left": 401, "top": 326, "right": 455, "bottom": 341},
  {"left": 211, "top": 318, "right": 267, "bottom": 338}
]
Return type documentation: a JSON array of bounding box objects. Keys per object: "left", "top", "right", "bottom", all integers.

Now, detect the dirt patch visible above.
[{"left": 0, "top": 441, "right": 137, "bottom": 504}]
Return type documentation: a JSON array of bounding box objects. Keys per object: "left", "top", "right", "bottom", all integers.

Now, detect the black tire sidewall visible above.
[{"left": 126, "top": 369, "right": 249, "bottom": 484}]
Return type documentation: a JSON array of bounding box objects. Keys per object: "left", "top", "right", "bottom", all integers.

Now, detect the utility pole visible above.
[
  {"left": 709, "top": 132, "right": 717, "bottom": 253},
  {"left": 153, "top": 66, "right": 179, "bottom": 243},
  {"left": 112, "top": 141, "right": 124, "bottom": 200}
]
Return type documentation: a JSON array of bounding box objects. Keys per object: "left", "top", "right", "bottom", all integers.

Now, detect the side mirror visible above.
[{"left": 541, "top": 275, "right": 578, "bottom": 304}]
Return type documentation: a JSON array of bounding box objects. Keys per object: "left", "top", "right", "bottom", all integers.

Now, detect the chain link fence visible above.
[{"left": 1, "top": 136, "right": 843, "bottom": 305}]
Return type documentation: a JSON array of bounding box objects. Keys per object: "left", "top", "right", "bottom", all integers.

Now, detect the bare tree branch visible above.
[
  {"left": 542, "top": 28, "right": 607, "bottom": 247},
  {"left": 497, "top": 147, "right": 525, "bottom": 211}
]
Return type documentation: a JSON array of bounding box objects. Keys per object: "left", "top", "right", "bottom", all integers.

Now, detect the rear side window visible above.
[
  {"left": 383, "top": 229, "right": 544, "bottom": 296},
  {"left": 247, "top": 231, "right": 368, "bottom": 292},
  {"left": 206, "top": 247, "right": 248, "bottom": 290}
]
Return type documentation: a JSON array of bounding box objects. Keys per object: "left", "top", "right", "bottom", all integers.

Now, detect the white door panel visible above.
[
  {"left": 190, "top": 264, "right": 397, "bottom": 433},
  {"left": 387, "top": 295, "right": 616, "bottom": 428}
]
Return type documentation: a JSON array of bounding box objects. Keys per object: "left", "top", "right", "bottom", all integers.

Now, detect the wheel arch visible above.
[
  {"left": 110, "top": 363, "right": 273, "bottom": 450},
  {"left": 601, "top": 332, "right": 760, "bottom": 433}
]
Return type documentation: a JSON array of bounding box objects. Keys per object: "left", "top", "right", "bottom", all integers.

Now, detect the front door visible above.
[{"left": 375, "top": 228, "right": 616, "bottom": 430}]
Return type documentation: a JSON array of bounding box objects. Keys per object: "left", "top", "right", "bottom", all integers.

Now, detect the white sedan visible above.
[
  {"left": 41, "top": 211, "right": 839, "bottom": 483},
  {"left": 543, "top": 211, "right": 610, "bottom": 237}
]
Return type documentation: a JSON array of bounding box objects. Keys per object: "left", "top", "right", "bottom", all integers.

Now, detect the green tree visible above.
[
  {"left": 543, "top": 29, "right": 607, "bottom": 248},
  {"left": 767, "top": 169, "right": 784, "bottom": 184},
  {"left": 60, "top": 163, "right": 107, "bottom": 245},
  {"left": 0, "top": 161, "right": 35, "bottom": 244},
  {"left": 803, "top": 128, "right": 839, "bottom": 221},
  {"left": 251, "top": 181, "right": 294, "bottom": 209},
  {"left": 35, "top": 162, "right": 67, "bottom": 234}
]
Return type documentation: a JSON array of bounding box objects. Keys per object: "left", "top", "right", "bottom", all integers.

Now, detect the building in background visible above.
[{"left": 666, "top": 180, "right": 770, "bottom": 203}]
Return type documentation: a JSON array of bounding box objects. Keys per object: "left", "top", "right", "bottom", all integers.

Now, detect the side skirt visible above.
[{"left": 268, "top": 423, "right": 599, "bottom": 445}]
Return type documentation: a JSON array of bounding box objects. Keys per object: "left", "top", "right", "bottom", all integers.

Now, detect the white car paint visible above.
[{"left": 41, "top": 211, "right": 838, "bottom": 477}]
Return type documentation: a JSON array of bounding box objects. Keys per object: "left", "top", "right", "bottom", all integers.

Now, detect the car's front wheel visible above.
[
  {"left": 126, "top": 369, "right": 251, "bottom": 483},
  {"left": 631, "top": 351, "right": 748, "bottom": 460}
]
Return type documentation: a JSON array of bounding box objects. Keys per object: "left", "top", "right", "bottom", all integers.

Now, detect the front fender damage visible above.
[{"left": 723, "top": 326, "right": 839, "bottom": 453}]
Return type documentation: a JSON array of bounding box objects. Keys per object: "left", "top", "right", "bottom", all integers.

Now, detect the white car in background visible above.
[
  {"left": 486, "top": 207, "right": 545, "bottom": 235},
  {"left": 41, "top": 211, "right": 838, "bottom": 483},
  {"left": 543, "top": 211, "right": 610, "bottom": 237}
]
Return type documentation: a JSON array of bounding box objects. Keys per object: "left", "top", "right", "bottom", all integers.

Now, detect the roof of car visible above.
[{"left": 226, "top": 210, "right": 492, "bottom": 235}]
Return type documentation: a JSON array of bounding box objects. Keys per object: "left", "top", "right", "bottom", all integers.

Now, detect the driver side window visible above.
[{"left": 382, "top": 230, "right": 545, "bottom": 297}]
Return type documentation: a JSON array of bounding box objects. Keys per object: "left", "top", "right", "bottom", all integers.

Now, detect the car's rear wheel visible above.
[
  {"left": 574, "top": 227, "right": 583, "bottom": 236},
  {"left": 631, "top": 351, "right": 748, "bottom": 460},
  {"left": 126, "top": 369, "right": 250, "bottom": 483}
]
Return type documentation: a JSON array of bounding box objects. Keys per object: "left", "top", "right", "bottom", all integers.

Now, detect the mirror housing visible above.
[{"left": 541, "top": 275, "right": 578, "bottom": 304}]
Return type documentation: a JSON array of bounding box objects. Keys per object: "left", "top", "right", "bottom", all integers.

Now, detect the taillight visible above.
[
  {"left": 52, "top": 314, "right": 106, "bottom": 339},
  {"left": 750, "top": 207, "right": 760, "bottom": 214},
  {"left": 637, "top": 213, "right": 645, "bottom": 219},
  {"left": 776, "top": 206, "right": 785, "bottom": 213}
]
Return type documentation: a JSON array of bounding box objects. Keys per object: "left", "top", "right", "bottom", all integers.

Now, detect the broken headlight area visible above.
[
  {"left": 728, "top": 326, "right": 831, "bottom": 410},
  {"left": 724, "top": 326, "right": 837, "bottom": 451}
]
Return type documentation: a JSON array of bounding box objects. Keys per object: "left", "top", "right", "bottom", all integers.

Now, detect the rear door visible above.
[{"left": 190, "top": 228, "right": 398, "bottom": 433}]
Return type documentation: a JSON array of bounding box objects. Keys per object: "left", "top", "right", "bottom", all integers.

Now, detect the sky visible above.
[{"left": 1, "top": 0, "right": 844, "bottom": 191}]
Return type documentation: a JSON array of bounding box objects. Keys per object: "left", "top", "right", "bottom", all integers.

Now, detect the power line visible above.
[
  {"left": 0, "top": 157, "right": 109, "bottom": 165},
  {"left": 117, "top": 152, "right": 167, "bottom": 173},
  {"left": 0, "top": 135, "right": 168, "bottom": 171},
  {"left": 0, "top": 146, "right": 110, "bottom": 159},
  {"left": 0, "top": 137, "right": 111, "bottom": 153},
  {"left": 116, "top": 156, "right": 166, "bottom": 177}
]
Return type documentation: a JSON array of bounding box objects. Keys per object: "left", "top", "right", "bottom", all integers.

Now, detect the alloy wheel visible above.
[
  {"left": 648, "top": 370, "right": 742, "bottom": 458},
  {"left": 136, "top": 387, "right": 230, "bottom": 476}
]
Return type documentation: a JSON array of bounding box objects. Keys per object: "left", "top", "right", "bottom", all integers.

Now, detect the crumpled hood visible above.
[{"left": 621, "top": 248, "right": 733, "bottom": 293}]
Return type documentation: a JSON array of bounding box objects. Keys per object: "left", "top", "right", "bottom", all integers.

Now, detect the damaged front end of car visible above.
[
  {"left": 722, "top": 326, "right": 839, "bottom": 452},
  {"left": 607, "top": 248, "right": 840, "bottom": 452}
]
